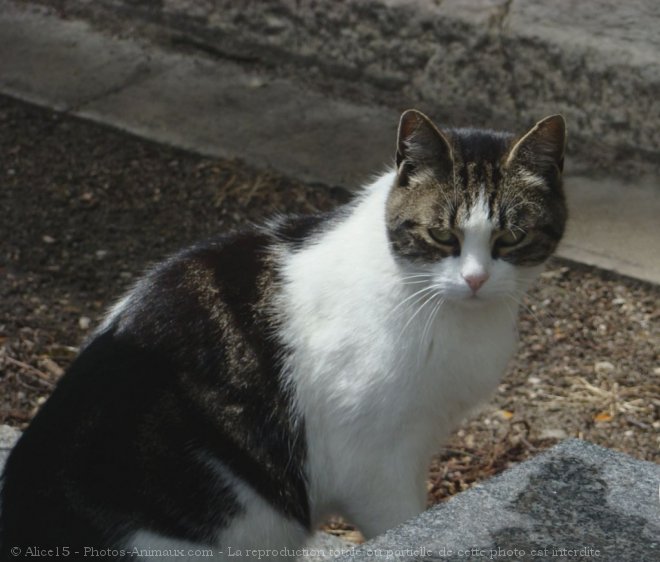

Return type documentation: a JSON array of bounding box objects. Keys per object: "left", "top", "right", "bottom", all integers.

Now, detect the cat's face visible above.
[{"left": 386, "top": 110, "right": 567, "bottom": 305}]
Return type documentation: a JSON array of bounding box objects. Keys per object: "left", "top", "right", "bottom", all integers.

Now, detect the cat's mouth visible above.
[
  {"left": 458, "top": 291, "right": 494, "bottom": 307},
  {"left": 462, "top": 294, "right": 484, "bottom": 305}
]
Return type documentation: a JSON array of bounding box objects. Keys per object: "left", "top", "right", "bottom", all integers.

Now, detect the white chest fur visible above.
[{"left": 278, "top": 173, "right": 519, "bottom": 537}]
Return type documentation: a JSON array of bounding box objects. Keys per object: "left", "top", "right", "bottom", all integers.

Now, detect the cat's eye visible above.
[
  {"left": 428, "top": 228, "right": 459, "bottom": 247},
  {"left": 496, "top": 230, "right": 526, "bottom": 248}
]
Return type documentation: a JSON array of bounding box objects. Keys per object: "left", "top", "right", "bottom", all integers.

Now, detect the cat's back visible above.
[{"left": 0, "top": 222, "right": 323, "bottom": 554}]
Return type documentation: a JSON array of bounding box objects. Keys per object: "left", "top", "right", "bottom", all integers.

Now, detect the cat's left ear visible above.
[
  {"left": 396, "top": 109, "right": 454, "bottom": 187},
  {"left": 504, "top": 115, "right": 566, "bottom": 180}
]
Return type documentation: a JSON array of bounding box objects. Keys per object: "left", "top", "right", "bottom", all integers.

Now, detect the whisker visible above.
[
  {"left": 506, "top": 293, "right": 547, "bottom": 329},
  {"left": 399, "top": 289, "right": 439, "bottom": 340},
  {"left": 386, "top": 285, "right": 435, "bottom": 320},
  {"left": 517, "top": 290, "right": 559, "bottom": 324},
  {"left": 398, "top": 274, "right": 434, "bottom": 282},
  {"left": 390, "top": 292, "right": 436, "bottom": 353},
  {"left": 503, "top": 300, "right": 519, "bottom": 328},
  {"left": 421, "top": 296, "right": 445, "bottom": 347}
]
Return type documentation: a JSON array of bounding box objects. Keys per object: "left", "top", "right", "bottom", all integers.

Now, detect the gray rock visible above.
[
  {"left": 334, "top": 439, "right": 660, "bottom": 561},
  {"left": 299, "top": 533, "right": 357, "bottom": 561}
]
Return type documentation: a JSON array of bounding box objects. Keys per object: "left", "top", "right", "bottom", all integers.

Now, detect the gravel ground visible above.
[{"left": 1, "top": 95, "right": 658, "bottom": 539}]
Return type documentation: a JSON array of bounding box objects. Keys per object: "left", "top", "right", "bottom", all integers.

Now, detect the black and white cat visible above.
[{"left": 0, "top": 110, "right": 567, "bottom": 560}]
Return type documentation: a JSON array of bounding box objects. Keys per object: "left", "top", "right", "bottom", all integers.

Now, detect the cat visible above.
[{"left": 0, "top": 109, "right": 567, "bottom": 561}]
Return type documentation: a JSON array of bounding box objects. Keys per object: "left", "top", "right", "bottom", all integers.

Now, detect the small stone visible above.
[
  {"left": 527, "top": 376, "right": 542, "bottom": 385},
  {"left": 539, "top": 428, "right": 568, "bottom": 440},
  {"left": 42, "top": 235, "right": 56, "bottom": 244},
  {"left": 247, "top": 76, "right": 266, "bottom": 88},
  {"left": 95, "top": 249, "right": 108, "bottom": 259},
  {"left": 594, "top": 361, "right": 615, "bottom": 374},
  {"left": 40, "top": 357, "right": 64, "bottom": 377},
  {"left": 78, "top": 316, "right": 91, "bottom": 330}
]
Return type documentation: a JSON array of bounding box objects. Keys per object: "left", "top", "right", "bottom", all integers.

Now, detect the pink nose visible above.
[{"left": 463, "top": 273, "right": 489, "bottom": 293}]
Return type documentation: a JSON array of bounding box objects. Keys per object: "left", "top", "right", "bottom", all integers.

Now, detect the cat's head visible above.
[{"left": 386, "top": 109, "right": 567, "bottom": 304}]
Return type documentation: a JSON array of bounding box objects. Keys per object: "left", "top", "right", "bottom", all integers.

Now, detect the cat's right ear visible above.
[
  {"left": 396, "top": 109, "right": 454, "bottom": 187},
  {"left": 504, "top": 114, "right": 566, "bottom": 181}
]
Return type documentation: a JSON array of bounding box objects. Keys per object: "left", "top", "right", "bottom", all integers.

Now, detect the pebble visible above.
[
  {"left": 594, "top": 361, "right": 615, "bottom": 374},
  {"left": 247, "top": 76, "right": 267, "bottom": 89},
  {"left": 78, "top": 316, "right": 91, "bottom": 330},
  {"left": 539, "top": 428, "right": 568, "bottom": 440},
  {"left": 42, "top": 235, "right": 56, "bottom": 244},
  {"left": 40, "top": 357, "right": 63, "bottom": 377}
]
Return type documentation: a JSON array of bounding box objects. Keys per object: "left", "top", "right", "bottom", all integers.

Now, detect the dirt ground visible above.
[{"left": 1, "top": 95, "right": 658, "bottom": 537}]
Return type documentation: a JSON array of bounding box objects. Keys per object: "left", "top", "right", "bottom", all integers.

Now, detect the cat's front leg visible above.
[{"left": 340, "top": 475, "right": 427, "bottom": 539}]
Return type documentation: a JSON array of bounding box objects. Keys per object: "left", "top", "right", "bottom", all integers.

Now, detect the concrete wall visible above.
[{"left": 35, "top": 0, "right": 660, "bottom": 174}]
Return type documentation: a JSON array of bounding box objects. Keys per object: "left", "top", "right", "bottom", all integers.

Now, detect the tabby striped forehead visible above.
[{"left": 446, "top": 129, "right": 515, "bottom": 218}]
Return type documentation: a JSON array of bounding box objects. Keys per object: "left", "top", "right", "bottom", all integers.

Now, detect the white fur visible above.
[
  {"left": 278, "top": 172, "right": 540, "bottom": 538},
  {"left": 126, "top": 461, "right": 307, "bottom": 561},
  {"left": 96, "top": 293, "right": 132, "bottom": 334},
  {"left": 211, "top": 461, "right": 308, "bottom": 561},
  {"left": 125, "top": 530, "right": 214, "bottom": 561}
]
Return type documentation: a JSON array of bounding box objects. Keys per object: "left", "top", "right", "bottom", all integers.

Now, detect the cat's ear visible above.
[
  {"left": 504, "top": 115, "right": 566, "bottom": 180},
  {"left": 396, "top": 109, "right": 454, "bottom": 187}
]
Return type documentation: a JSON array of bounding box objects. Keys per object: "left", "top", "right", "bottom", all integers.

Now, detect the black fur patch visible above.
[{"left": 0, "top": 226, "right": 316, "bottom": 556}]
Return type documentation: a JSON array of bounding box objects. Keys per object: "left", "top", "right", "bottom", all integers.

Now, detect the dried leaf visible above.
[{"left": 594, "top": 411, "right": 613, "bottom": 422}]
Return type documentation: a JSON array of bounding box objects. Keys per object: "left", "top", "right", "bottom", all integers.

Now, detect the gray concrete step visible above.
[
  {"left": 336, "top": 439, "right": 660, "bottom": 561},
  {"left": 1, "top": 0, "right": 658, "bottom": 284}
]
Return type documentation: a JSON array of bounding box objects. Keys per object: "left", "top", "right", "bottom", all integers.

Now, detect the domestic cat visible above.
[{"left": 0, "top": 109, "right": 566, "bottom": 560}]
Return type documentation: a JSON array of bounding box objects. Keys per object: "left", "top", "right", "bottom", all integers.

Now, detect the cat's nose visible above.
[{"left": 463, "top": 273, "right": 489, "bottom": 293}]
